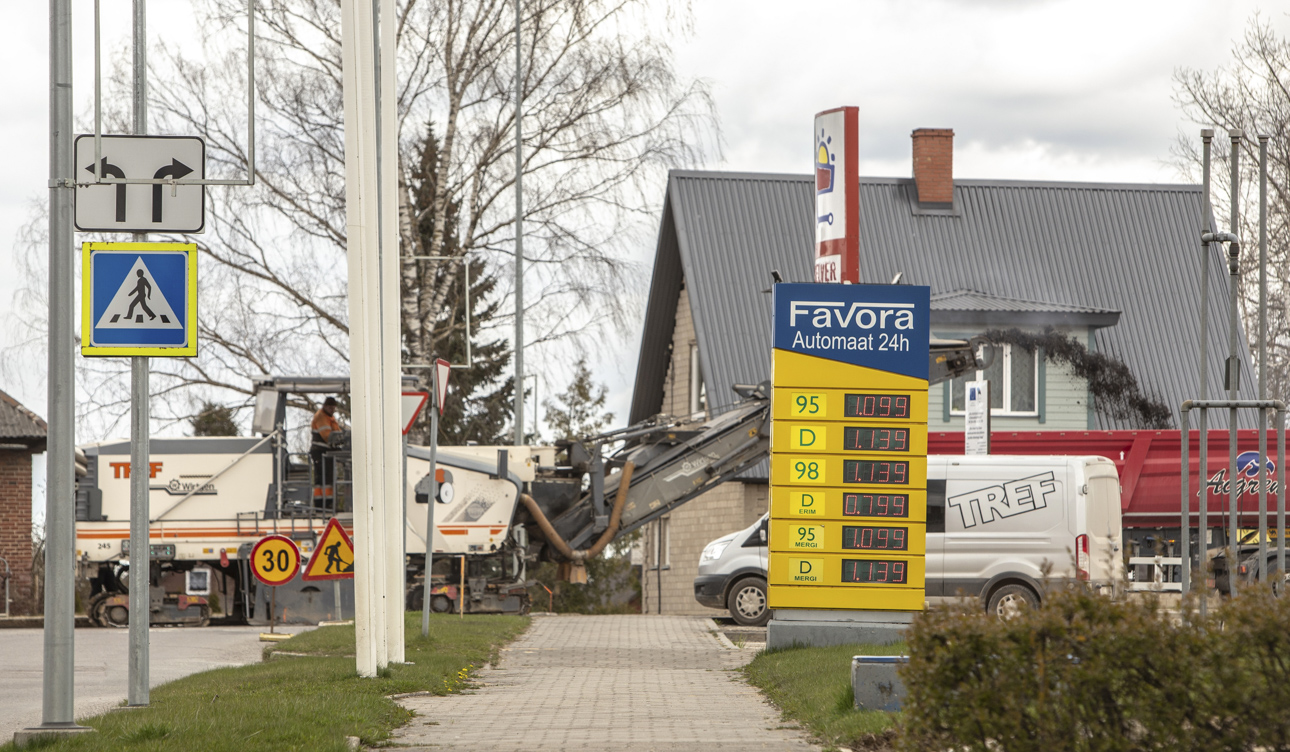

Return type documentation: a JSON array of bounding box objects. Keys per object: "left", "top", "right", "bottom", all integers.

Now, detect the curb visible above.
[{"left": 707, "top": 618, "right": 739, "bottom": 650}]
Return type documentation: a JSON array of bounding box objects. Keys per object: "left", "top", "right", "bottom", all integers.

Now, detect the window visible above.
[
  {"left": 951, "top": 344, "right": 1038, "bottom": 416},
  {"left": 689, "top": 345, "right": 707, "bottom": 416}
]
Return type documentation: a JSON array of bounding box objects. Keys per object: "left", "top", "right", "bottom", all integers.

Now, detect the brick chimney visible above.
[{"left": 912, "top": 128, "right": 954, "bottom": 205}]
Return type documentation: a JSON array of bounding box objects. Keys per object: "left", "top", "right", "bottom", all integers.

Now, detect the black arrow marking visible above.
[
  {"left": 152, "top": 159, "right": 194, "bottom": 223},
  {"left": 84, "top": 158, "right": 126, "bottom": 222}
]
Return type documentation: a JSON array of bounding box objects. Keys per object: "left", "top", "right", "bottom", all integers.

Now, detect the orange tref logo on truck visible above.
[{"left": 109, "top": 461, "right": 163, "bottom": 479}]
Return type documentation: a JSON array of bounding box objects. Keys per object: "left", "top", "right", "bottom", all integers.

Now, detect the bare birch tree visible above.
[
  {"left": 52, "top": 0, "right": 713, "bottom": 438},
  {"left": 1173, "top": 14, "right": 1290, "bottom": 403}
]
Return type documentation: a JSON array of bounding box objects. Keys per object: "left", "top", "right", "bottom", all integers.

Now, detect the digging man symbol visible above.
[
  {"left": 324, "top": 539, "right": 352, "bottom": 574},
  {"left": 125, "top": 268, "right": 156, "bottom": 322}
]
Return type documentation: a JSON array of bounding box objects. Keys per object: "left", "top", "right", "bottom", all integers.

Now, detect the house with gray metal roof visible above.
[
  {"left": 0, "top": 388, "right": 47, "bottom": 615},
  {"left": 631, "top": 128, "right": 1254, "bottom": 616}
]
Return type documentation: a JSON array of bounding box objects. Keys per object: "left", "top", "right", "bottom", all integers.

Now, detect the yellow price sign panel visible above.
[
  {"left": 768, "top": 584, "right": 926, "bottom": 611},
  {"left": 250, "top": 534, "right": 302, "bottom": 587},
  {"left": 771, "top": 455, "right": 928, "bottom": 489},
  {"left": 773, "top": 422, "right": 928, "bottom": 454},
  {"left": 770, "top": 519, "right": 926, "bottom": 555},
  {"left": 768, "top": 551, "right": 926, "bottom": 589},
  {"left": 771, "top": 487, "right": 927, "bottom": 522},
  {"left": 773, "top": 388, "right": 928, "bottom": 424}
]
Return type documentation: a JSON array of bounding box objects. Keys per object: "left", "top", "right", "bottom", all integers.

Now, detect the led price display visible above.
[
  {"left": 841, "top": 525, "right": 909, "bottom": 551},
  {"left": 841, "top": 558, "right": 909, "bottom": 584},
  {"left": 842, "top": 459, "right": 909, "bottom": 485},
  {"left": 842, "top": 426, "right": 909, "bottom": 452},
  {"left": 842, "top": 493, "right": 909, "bottom": 517},
  {"left": 844, "top": 393, "right": 910, "bottom": 419}
]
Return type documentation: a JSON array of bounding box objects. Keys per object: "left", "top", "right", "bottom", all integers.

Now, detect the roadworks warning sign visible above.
[{"left": 302, "top": 517, "right": 356, "bottom": 581}]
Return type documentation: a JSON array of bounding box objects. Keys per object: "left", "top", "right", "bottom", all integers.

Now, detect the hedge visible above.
[{"left": 898, "top": 584, "right": 1290, "bottom": 752}]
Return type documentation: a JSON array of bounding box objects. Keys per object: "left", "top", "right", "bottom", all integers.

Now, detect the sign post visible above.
[
  {"left": 421, "top": 359, "right": 450, "bottom": 637},
  {"left": 964, "top": 380, "right": 991, "bottom": 455},
  {"left": 766, "top": 283, "right": 930, "bottom": 649},
  {"left": 251, "top": 534, "right": 302, "bottom": 634}
]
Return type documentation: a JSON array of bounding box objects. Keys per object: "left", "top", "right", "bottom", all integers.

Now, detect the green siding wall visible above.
[{"left": 931, "top": 327, "right": 1092, "bottom": 431}]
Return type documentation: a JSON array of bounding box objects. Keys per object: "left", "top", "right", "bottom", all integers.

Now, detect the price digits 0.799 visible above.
[
  {"left": 841, "top": 525, "right": 909, "bottom": 551},
  {"left": 842, "top": 426, "right": 909, "bottom": 452},
  {"left": 842, "top": 459, "right": 909, "bottom": 485},
  {"left": 844, "top": 393, "right": 910, "bottom": 419},
  {"left": 842, "top": 493, "right": 909, "bottom": 517},
  {"left": 841, "top": 558, "right": 908, "bottom": 584}
]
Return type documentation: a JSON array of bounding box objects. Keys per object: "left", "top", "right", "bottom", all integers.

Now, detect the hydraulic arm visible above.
[{"left": 521, "top": 336, "right": 986, "bottom": 578}]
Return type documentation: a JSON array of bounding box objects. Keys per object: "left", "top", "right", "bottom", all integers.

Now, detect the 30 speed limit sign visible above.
[{"left": 250, "top": 534, "right": 301, "bottom": 587}]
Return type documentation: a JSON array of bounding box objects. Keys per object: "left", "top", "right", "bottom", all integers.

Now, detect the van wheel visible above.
[
  {"left": 987, "top": 584, "right": 1038, "bottom": 619},
  {"left": 727, "top": 577, "right": 770, "bottom": 626}
]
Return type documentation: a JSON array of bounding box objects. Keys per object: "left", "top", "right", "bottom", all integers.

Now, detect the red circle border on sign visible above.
[{"left": 250, "top": 534, "right": 301, "bottom": 587}]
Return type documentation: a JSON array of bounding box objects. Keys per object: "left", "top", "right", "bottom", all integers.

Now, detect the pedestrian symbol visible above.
[
  {"left": 302, "top": 518, "right": 356, "bottom": 581},
  {"left": 95, "top": 258, "right": 182, "bottom": 329},
  {"left": 81, "top": 242, "right": 197, "bottom": 357}
]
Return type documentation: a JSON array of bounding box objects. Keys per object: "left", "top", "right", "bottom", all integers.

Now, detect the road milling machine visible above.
[{"left": 75, "top": 340, "right": 983, "bottom": 625}]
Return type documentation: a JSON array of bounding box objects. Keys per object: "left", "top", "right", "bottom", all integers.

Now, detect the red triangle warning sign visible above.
[{"left": 302, "top": 518, "right": 356, "bottom": 581}]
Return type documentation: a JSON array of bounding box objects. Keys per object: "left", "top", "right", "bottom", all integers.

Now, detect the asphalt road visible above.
[{"left": 0, "top": 625, "right": 308, "bottom": 740}]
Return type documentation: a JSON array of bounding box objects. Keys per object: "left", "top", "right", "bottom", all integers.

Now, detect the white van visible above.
[{"left": 695, "top": 455, "right": 1124, "bottom": 621}]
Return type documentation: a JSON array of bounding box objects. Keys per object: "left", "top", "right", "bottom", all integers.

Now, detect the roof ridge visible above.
[
  {"left": 932, "top": 288, "right": 1120, "bottom": 313},
  {"left": 670, "top": 170, "right": 1199, "bottom": 192}
]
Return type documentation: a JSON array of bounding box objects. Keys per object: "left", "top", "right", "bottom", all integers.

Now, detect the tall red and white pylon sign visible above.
[
  {"left": 814, "top": 106, "right": 860, "bottom": 284},
  {"left": 341, "top": 0, "right": 402, "bottom": 677}
]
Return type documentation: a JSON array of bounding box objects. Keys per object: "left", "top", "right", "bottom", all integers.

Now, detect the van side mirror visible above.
[{"left": 760, "top": 527, "right": 767, "bottom": 543}]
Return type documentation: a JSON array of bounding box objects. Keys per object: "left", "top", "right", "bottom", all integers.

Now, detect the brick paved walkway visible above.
[{"left": 390, "top": 614, "right": 819, "bottom": 751}]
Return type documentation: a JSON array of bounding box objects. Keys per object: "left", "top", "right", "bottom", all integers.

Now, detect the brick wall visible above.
[
  {"left": 912, "top": 128, "right": 954, "bottom": 205},
  {"left": 639, "top": 281, "right": 769, "bottom": 615},
  {"left": 0, "top": 451, "right": 34, "bottom": 614}
]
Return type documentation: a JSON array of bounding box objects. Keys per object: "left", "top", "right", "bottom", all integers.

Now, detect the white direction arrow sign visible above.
[{"left": 75, "top": 135, "right": 206, "bottom": 234}]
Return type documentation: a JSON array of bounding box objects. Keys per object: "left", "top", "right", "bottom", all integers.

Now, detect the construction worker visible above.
[{"left": 311, "top": 397, "right": 342, "bottom": 504}]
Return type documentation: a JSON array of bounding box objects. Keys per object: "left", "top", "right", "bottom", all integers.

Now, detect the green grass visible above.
[
  {"left": 743, "top": 642, "right": 905, "bottom": 750},
  {"left": 5, "top": 613, "right": 528, "bottom": 752}
]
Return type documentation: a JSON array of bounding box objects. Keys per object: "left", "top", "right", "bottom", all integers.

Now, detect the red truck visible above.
[{"left": 929, "top": 430, "right": 1286, "bottom": 574}]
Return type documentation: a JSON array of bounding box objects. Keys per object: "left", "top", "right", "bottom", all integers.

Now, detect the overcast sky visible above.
[{"left": 0, "top": 1, "right": 1279, "bottom": 500}]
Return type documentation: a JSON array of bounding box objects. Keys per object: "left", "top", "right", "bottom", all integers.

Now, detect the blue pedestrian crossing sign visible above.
[{"left": 81, "top": 242, "right": 198, "bottom": 357}]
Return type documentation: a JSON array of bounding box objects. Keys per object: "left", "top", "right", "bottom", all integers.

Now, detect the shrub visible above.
[{"left": 898, "top": 584, "right": 1290, "bottom": 752}]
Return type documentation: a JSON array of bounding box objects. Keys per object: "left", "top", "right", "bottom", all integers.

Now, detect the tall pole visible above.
[
  {"left": 341, "top": 0, "right": 398, "bottom": 676},
  {"left": 513, "top": 0, "right": 524, "bottom": 445},
  {"left": 1198, "top": 129, "right": 1213, "bottom": 604},
  {"left": 128, "top": 0, "right": 152, "bottom": 707},
  {"left": 1258, "top": 134, "right": 1269, "bottom": 582},
  {"left": 376, "top": 0, "right": 404, "bottom": 666},
  {"left": 421, "top": 368, "right": 438, "bottom": 637},
  {"left": 39, "top": 0, "right": 79, "bottom": 731},
  {"left": 1227, "top": 129, "right": 1242, "bottom": 598}
]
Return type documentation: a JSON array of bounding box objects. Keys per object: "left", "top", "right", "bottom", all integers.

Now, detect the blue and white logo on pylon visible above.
[{"left": 87, "top": 249, "right": 190, "bottom": 349}]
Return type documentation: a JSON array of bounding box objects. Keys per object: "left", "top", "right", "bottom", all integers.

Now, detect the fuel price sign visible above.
[{"left": 768, "top": 283, "right": 930, "bottom": 613}]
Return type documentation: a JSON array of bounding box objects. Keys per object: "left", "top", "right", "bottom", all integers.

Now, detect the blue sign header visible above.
[{"left": 772, "top": 283, "right": 930, "bottom": 379}]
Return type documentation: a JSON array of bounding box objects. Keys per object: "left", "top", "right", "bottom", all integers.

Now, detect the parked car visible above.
[
  {"left": 694, "top": 455, "right": 1124, "bottom": 621},
  {"left": 693, "top": 514, "right": 769, "bottom": 626}
]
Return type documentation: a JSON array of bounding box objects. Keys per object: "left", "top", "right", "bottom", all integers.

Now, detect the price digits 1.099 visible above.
[
  {"left": 844, "top": 393, "right": 909, "bottom": 419},
  {"left": 841, "top": 525, "right": 908, "bottom": 551}
]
